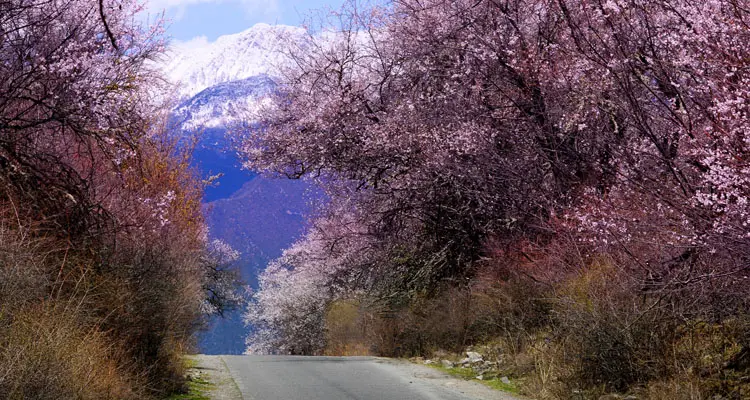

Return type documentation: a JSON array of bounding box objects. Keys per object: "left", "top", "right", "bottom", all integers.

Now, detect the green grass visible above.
[
  {"left": 183, "top": 357, "right": 199, "bottom": 369},
  {"left": 427, "top": 363, "right": 522, "bottom": 396},
  {"left": 164, "top": 374, "right": 212, "bottom": 400},
  {"left": 483, "top": 377, "right": 521, "bottom": 394},
  {"left": 164, "top": 357, "right": 213, "bottom": 400}
]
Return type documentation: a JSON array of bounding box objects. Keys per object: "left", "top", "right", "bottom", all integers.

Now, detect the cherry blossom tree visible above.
[
  {"left": 240, "top": 0, "right": 611, "bottom": 286},
  {"left": 245, "top": 207, "right": 379, "bottom": 354},
  {"left": 0, "top": 1, "right": 244, "bottom": 394},
  {"left": 0, "top": 0, "right": 165, "bottom": 236},
  {"left": 557, "top": 0, "right": 750, "bottom": 317},
  {"left": 242, "top": 0, "right": 750, "bottom": 357}
]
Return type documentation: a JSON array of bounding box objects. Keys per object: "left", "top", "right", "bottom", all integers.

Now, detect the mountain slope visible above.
[
  {"left": 163, "top": 24, "right": 319, "bottom": 354},
  {"left": 199, "top": 176, "right": 316, "bottom": 354},
  {"left": 163, "top": 23, "right": 304, "bottom": 98},
  {"left": 173, "top": 75, "right": 276, "bottom": 130}
]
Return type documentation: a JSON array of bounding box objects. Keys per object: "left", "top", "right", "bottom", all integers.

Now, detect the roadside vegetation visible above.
[
  {"left": 0, "top": 1, "right": 241, "bottom": 398},
  {"left": 166, "top": 375, "right": 212, "bottom": 400},
  {"left": 427, "top": 362, "right": 521, "bottom": 396},
  {"left": 242, "top": 0, "right": 750, "bottom": 398},
  {"left": 166, "top": 358, "right": 213, "bottom": 400}
]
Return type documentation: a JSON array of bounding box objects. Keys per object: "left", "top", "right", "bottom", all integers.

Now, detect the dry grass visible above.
[
  {"left": 324, "top": 299, "right": 372, "bottom": 356},
  {"left": 643, "top": 376, "right": 704, "bottom": 400},
  {"left": 320, "top": 243, "right": 750, "bottom": 399},
  {"left": 0, "top": 305, "right": 141, "bottom": 400},
  {"left": 0, "top": 206, "right": 209, "bottom": 399}
]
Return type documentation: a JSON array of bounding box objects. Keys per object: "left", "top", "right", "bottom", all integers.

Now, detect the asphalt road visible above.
[{"left": 220, "top": 355, "right": 520, "bottom": 400}]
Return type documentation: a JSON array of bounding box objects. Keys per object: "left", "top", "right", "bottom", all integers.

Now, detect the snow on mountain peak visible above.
[
  {"left": 173, "top": 75, "right": 275, "bottom": 130},
  {"left": 163, "top": 23, "right": 305, "bottom": 98}
]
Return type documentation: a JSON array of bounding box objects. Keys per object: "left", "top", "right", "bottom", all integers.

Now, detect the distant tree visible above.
[{"left": 245, "top": 210, "right": 376, "bottom": 354}]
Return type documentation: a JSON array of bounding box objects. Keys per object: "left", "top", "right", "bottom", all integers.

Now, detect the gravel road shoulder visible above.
[{"left": 375, "top": 358, "right": 526, "bottom": 400}]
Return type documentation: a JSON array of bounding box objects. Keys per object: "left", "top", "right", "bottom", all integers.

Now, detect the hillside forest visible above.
[{"left": 241, "top": 0, "right": 750, "bottom": 398}]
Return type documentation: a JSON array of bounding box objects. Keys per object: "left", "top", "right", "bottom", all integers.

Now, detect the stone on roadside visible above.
[
  {"left": 476, "top": 375, "right": 483, "bottom": 380},
  {"left": 500, "top": 376, "right": 511, "bottom": 385},
  {"left": 441, "top": 360, "right": 455, "bottom": 368},
  {"left": 466, "top": 351, "right": 483, "bottom": 363},
  {"left": 424, "top": 359, "right": 435, "bottom": 365}
]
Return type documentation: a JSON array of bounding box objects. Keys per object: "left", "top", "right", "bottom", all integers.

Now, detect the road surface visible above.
[{"left": 218, "top": 355, "right": 521, "bottom": 400}]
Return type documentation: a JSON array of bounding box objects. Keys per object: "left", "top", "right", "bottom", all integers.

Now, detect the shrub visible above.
[
  {"left": 0, "top": 306, "right": 140, "bottom": 400},
  {"left": 324, "top": 299, "right": 371, "bottom": 356},
  {"left": 0, "top": 1, "right": 241, "bottom": 397}
]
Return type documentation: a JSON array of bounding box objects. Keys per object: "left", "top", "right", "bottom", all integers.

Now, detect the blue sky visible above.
[{"left": 146, "top": 0, "right": 347, "bottom": 41}]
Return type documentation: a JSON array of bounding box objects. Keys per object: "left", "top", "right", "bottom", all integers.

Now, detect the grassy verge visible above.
[
  {"left": 426, "top": 363, "right": 522, "bottom": 396},
  {"left": 164, "top": 357, "right": 213, "bottom": 400},
  {"left": 165, "top": 376, "right": 212, "bottom": 400}
]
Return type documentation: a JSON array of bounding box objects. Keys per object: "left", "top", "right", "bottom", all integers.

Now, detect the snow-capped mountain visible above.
[
  {"left": 162, "top": 24, "right": 317, "bottom": 355},
  {"left": 163, "top": 23, "right": 304, "bottom": 99},
  {"left": 172, "top": 75, "right": 275, "bottom": 130}
]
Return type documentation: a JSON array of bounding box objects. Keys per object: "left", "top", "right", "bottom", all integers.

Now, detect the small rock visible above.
[
  {"left": 466, "top": 351, "right": 483, "bottom": 363},
  {"left": 441, "top": 360, "right": 455, "bottom": 368},
  {"left": 424, "top": 359, "right": 435, "bottom": 365},
  {"left": 459, "top": 357, "right": 471, "bottom": 365},
  {"left": 500, "top": 376, "right": 511, "bottom": 385},
  {"left": 476, "top": 375, "right": 484, "bottom": 380}
]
